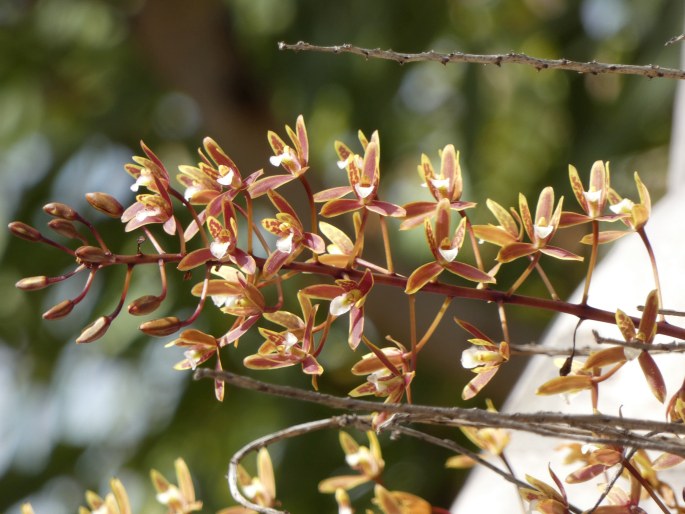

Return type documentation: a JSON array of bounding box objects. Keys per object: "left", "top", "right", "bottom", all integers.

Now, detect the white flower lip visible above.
[
  {"left": 270, "top": 148, "right": 295, "bottom": 167},
  {"left": 183, "top": 185, "right": 200, "bottom": 200},
  {"left": 583, "top": 189, "right": 602, "bottom": 203},
  {"left": 330, "top": 293, "right": 352, "bottom": 316},
  {"left": 337, "top": 155, "right": 353, "bottom": 169},
  {"left": 242, "top": 481, "right": 266, "bottom": 500},
  {"left": 368, "top": 370, "right": 389, "bottom": 393},
  {"left": 210, "top": 240, "right": 230, "bottom": 259},
  {"left": 430, "top": 177, "right": 450, "bottom": 190},
  {"left": 130, "top": 171, "right": 152, "bottom": 192},
  {"left": 217, "top": 168, "right": 235, "bottom": 186},
  {"left": 283, "top": 332, "right": 298, "bottom": 354},
  {"left": 354, "top": 184, "right": 374, "bottom": 199},
  {"left": 534, "top": 224, "right": 553, "bottom": 240},
  {"left": 623, "top": 346, "right": 641, "bottom": 361},
  {"left": 438, "top": 246, "right": 459, "bottom": 262},
  {"left": 156, "top": 486, "right": 182, "bottom": 504},
  {"left": 461, "top": 347, "right": 481, "bottom": 369},
  {"left": 342, "top": 155, "right": 363, "bottom": 170},
  {"left": 276, "top": 232, "right": 294, "bottom": 253},
  {"left": 345, "top": 448, "right": 366, "bottom": 467},
  {"left": 184, "top": 349, "right": 202, "bottom": 370},
  {"left": 212, "top": 294, "right": 238, "bottom": 308},
  {"left": 609, "top": 198, "right": 635, "bottom": 214}
]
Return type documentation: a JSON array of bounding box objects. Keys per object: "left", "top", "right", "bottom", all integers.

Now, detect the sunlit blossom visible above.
[{"left": 406, "top": 199, "right": 494, "bottom": 294}]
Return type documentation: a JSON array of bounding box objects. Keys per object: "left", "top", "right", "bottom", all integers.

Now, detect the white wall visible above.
[{"left": 452, "top": 46, "right": 685, "bottom": 514}]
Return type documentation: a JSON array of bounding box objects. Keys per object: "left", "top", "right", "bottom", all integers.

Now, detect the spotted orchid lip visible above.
[{"left": 135, "top": 206, "right": 162, "bottom": 221}]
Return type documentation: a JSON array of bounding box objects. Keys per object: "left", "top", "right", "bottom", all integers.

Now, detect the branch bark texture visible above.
[{"left": 279, "top": 41, "right": 685, "bottom": 80}]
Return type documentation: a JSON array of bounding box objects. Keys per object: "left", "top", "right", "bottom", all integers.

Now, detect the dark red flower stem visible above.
[{"left": 103, "top": 251, "right": 685, "bottom": 340}]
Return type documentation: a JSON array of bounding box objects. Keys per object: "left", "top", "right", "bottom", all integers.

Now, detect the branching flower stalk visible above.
[{"left": 12, "top": 114, "right": 685, "bottom": 512}]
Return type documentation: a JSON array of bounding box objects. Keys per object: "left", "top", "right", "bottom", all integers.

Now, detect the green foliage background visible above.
[{"left": 0, "top": 0, "right": 681, "bottom": 511}]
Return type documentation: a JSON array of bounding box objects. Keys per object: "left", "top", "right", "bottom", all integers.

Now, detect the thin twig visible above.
[
  {"left": 666, "top": 34, "right": 685, "bottom": 47},
  {"left": 228, "top": 415, "right": 372, "bottom": 513},
  {"left": 390, "top": 425, "right": 579, "bottom": 514},
  {"left": 512, "top": 331, "right": 685, "bottom": 357},
  {"left": 278, "top": 42, "right": 685, "bottom": 80},
  {"left": 592, "top": 330, "right": 685, "bottom": 352},
  {"left": 508, "top": 343, "right": 594, "bottom": 357},
  {"left": 194, "top": 369, "right": 685, "bottom": 455},
  {"left": 637, "top": 304, "right": 685, "bottom": 317}
]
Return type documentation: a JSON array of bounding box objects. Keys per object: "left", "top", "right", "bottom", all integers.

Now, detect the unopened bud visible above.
[
  {"left": 76, "top": 316, "right": 110, "bottom": 343},
  {"left": 128, "top": 295, "right": 163, "bottom": 316},
  {"left": 8, "top": 221, "right": 42, "bottom": 242},
  {"left": 86, "top": 192, "right": 124, "bottom": 218},
  {"left": 48, "top": 219, "right": 81, "bottom": 240},
  {"left": 16, "top": 276, "right": 49, "bottom": 291},
  {"left": 75, "top": 246, "right": 115, "bottom": 265},
  {"left": 43, "top": 202, "right": 78, "bottom": 221},
  {"left": 139, "top": 316, "right": 182, "bottom": 336},
  {"left": 43, "top": 299, "right": 75, "bottom": 320}
]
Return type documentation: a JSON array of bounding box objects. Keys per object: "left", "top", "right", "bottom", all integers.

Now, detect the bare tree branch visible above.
[
  {"left": 510, "top": 342, "right": 685, "bottom": 356},
  {"left": 195, "top": 369, "right": 685, "bottom": 456},
  {"left": 592, "top": 330, "right": 685, "bottom": 352},
  {"left": 666, "top": 34, "right": 685, "bottom": 47},
  {"left": 278, "top": 41, "right": 685, "bottom": 80}
]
